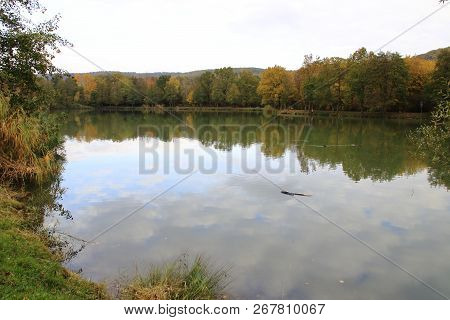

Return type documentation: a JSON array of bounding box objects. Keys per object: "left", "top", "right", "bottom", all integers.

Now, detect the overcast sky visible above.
[{"left": 41, "top": 0, "right": 449, "bottom": 73}]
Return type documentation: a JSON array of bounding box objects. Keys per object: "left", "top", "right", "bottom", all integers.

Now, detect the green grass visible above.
[
  {"left": 0, "top": 186, "right": 107, "bottom": 299},
  {"left": 119, "top": 255, "right": 230, "bottom": 300}
]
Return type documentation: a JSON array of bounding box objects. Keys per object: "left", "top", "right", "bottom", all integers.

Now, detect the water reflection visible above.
[
  {"left": 49, "top": 111, "right": 450, "bottom": 299},
  {"left": 64, "top": 112, "right": 430, "bottom": 183}
]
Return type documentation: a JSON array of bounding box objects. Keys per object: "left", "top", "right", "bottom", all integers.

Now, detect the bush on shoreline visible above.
[{"left": 410, "top": 88, "right": 449, "bottom": 188}]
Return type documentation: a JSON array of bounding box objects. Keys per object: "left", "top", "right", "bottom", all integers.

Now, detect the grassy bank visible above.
[
  {"left": 0, "top": 95, "right": 107, "bottom": 299},
  {"left": 0, "top": 186, "right": 107, "bottom": 299}
]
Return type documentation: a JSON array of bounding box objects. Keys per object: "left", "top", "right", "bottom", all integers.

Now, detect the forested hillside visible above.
[
  {"left": 417, "top": 47, "right": 450, "bottom": 61},
  {"left": 45, "top": 47, "right": 449, "bottom": 113}
]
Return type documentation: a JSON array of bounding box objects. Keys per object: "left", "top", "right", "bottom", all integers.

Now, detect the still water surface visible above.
[{"left": 49, "top": 111, "right": 449, "bottom": 299}]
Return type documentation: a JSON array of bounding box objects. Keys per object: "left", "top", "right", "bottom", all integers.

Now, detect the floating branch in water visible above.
[{"left": 281, "top": 190, "right": 312, "bottom": 197}]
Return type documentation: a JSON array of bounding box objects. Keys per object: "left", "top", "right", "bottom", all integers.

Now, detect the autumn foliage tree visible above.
[
  {"left": 404, "top": 57, "right": 436, "bottom": 112},
  {"left": 257, "top": 66, "right": 294, "bottom": 109}
]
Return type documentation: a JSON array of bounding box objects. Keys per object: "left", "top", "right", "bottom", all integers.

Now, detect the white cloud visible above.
[{"left": 41, "top": 0, "right": 450, "bottom": 73}]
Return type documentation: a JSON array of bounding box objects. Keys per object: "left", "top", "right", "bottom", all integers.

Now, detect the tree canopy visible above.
[{"left": 0, "top": 0, "right": 67, "bottom": 110}]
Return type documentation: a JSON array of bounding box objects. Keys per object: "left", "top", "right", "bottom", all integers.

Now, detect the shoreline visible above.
[
  {"left": 57, "top": 105, "right": 430, "bottom": 119},
  {"left": 0, "top": 186, "right": 107, "bottom": 299}
]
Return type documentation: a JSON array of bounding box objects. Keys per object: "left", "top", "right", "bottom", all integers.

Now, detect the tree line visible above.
[{"left": 43, "top": 47, "right": 449, "bottom": 113}]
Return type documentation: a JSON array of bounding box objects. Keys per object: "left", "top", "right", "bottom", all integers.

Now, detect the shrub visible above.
[{"left": 410, "top": 88, "right": 449, "bottom": 188}]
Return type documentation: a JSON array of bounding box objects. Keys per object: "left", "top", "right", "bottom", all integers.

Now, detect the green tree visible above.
[
  {"left": 126, "top": 77, "right": 146, "bottom": 106},
  {"left": 347, "top": 48, "right": 370, "bottom": 112},
  {"left": 364, "top": 52, "right": 408, "bottom": 112},
  {"left": 226, "top": 83, "right": 240, "bottom": 105},
  {"left": 328, "top": 57, "right": 348, "bottom": 111},
  {"left": 236, "top": 71, "right": 261, "bottom": 107},
  {"left": 155, "top": 75, "right": 170, "bottom": 104},
  {"left": 192, "top": 72, "right": 213, "bottom": 105},
  {"left": 52, "top": 76, "right": 79, "bottom": 107},
  {"left": 91, "top": 75, "right": 111, "bottom": 106},
  {"left": 304, "top": 57, "right": 347, "bottom": 111},
  {"left": 211, "top": 67, "right": 236, "bottom": 106},
  {"left": 0, "top": 0, "right": 68, "bottom": 111},
  {"left": 294, "top": 54, "right": 320, "bottom": 111},
  {"left": 429, "top": 49, "right": 450, "bottom": 101}
]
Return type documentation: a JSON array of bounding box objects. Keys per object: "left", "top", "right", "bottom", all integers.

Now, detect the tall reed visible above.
[{"left": 0, "top": 94, "right": 63, "bottom": 183}]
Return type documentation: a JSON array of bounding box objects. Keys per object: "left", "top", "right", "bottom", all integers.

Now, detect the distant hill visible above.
[
  {"left": 81, "top": 67, "right": 265, "bottom": 78},
  {"left": 416, "top": 47, "right": 449, "bottom": 61}
]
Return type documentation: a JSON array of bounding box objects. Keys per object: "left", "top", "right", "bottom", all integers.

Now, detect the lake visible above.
[{"left": 46, "top": 111, "right": 450, "bottom": 299}]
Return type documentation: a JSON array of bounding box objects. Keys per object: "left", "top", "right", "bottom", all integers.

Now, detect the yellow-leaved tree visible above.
[
  {"left": 257, "top": 66, "right": 294, "bottom": 109},
  {"left": 404, "top": 56, "right": 436, "bottom": 112}
]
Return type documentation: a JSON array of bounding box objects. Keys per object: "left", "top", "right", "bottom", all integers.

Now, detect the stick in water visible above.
[{"left": 281, "top": 190, "right": 312, "bottom": 197}]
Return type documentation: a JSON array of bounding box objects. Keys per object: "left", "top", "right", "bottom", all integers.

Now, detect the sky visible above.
[{"left": 41, "top": 0, "right": 450, "bottom": 73}]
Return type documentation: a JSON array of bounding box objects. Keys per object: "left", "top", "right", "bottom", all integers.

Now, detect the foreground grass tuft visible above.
[{"left": 119, "top": 256, "right": 230, "bottom": 300}]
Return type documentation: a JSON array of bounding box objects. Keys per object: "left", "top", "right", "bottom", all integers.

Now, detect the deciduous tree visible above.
[{"left": 257, "top": 66, "right": 294, "bottom": 109}]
